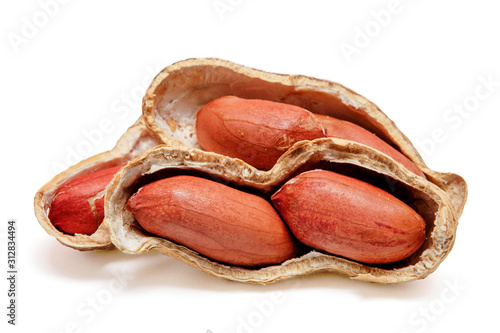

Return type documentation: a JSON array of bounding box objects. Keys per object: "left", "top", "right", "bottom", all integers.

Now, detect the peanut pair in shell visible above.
[{"left": 132, "top": 58, "right": 466, "bottom": 283}]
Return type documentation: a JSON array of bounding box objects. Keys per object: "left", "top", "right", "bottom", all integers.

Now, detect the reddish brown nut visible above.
[
  {"left": 48, "top": 165, "right": 123, "bottom": 235},
  {"left": 195, "top": 96, "right": 326, "bottom": 170},
  {"left": 126, "top": 175, "right": 299, "bottom": 267},
  {"left": 271, "top": 169, "right": 426, "bottom": 264},
  {"left": 314, "top": 114, "right": 425, "bottom": 177}
]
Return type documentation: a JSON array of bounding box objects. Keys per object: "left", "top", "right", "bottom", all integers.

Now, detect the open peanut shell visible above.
[
  {"left": 142, "top": 58, "right": 466, "bottom": 218},
  {"left": 34, "top": 117, "right": 161, "bottom": 250},
  {"left": 105, "top": 140, "right": 458, "bottom": 284}
]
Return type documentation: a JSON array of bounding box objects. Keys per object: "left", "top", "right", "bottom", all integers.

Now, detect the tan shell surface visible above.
[
  {"left": 143, "top": 58, "right": 467, "bottom": 218},
  {"left": 34, "top": 117, "right": 161, "bottom": 250},
  {"left": 105, "top": 140, "right": 457, "bottom": 284}
]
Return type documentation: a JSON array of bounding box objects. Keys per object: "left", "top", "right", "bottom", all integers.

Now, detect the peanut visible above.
[
  {"left": 271, "top": 169, "right": 426, "bottom": 264},
  {"left": 49, "top": 165, "right": 123, "bottom": 235},
  {"left": 196, "top": 96, "right": 326, "bottom": 170},
  {"left": 314, "top": 114, "right": 425, "bottom": 177},
  {"left": 126, "top": 175, "right": 299, "bottom": 267}
]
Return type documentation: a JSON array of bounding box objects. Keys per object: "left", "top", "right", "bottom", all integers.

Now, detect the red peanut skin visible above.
[
  {"left": 271, "top": 169, "right": 426, "bottom": 264},
  {"left": 314, "top": 114, "right": 425, "bottom": 177},
  {"left": 126, "top": 175, "right": 299, "bottom": 267},
  {"left": 49, "top": 165, "right": 123, "bottom": 235},
  {"left": 196, "top": 96, "right": 326, "bottom": 170}
]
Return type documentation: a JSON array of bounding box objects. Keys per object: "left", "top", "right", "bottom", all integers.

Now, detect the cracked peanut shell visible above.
[{"left": 105, "top": 141, "right": 458, "bottom": 284}]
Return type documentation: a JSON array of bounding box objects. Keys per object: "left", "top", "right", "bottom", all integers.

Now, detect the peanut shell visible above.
[
  {"left": 105, "top": 141, "right": 458, "bottom": 284},
  {"left": 142, "top": 58, "right": 466, "bottom": 217}
]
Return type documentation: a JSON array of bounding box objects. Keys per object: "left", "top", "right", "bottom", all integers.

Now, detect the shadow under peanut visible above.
[{"left": 37, "top": 239, "right": 441, "bottom": 300}]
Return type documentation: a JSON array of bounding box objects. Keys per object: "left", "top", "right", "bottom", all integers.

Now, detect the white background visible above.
[{"left": 1, "top": 1, "right": 498, "bottom": 332}]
